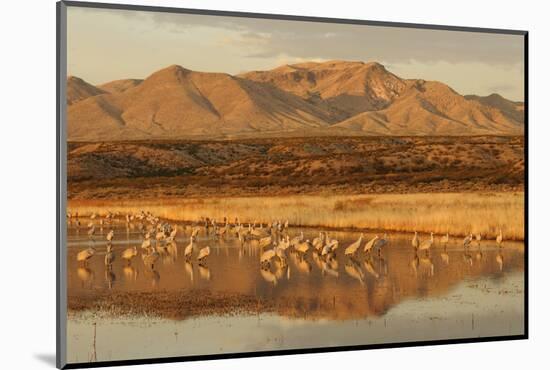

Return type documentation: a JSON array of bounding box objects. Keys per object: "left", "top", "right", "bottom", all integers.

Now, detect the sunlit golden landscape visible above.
[
  {"left": 63, "top": 5, "right": 525, "bottom": 366},
  {"left": 69, "top": 192, "right": 524, "bottom": 241}
]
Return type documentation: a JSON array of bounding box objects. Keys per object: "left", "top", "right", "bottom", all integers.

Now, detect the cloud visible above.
[
  {"left": 132, "top": 9, "right": 524, "bottom": 66},
  {"left": 71, "top": 7, "right": 524, "bottom": 66}
]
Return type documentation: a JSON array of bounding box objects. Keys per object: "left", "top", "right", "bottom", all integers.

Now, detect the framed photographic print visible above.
[{"left": 56, "top": 1, "right": 528, "bottom": 368}]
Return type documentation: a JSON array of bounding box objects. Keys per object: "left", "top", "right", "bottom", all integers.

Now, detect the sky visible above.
[{"left": 67, "top": 6, "right": 525, "bottom": 101}]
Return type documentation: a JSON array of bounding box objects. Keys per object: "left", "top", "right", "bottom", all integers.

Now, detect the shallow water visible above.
[{"left": 66, "top": 218, "right": 524, "bottom": 364}]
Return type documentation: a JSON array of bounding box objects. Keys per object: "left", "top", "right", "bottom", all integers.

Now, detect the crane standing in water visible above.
[
  {"left": 106, "top": 230, "right": 114, "bottom": 242},
  {"left": 418, "top": 232, "right": 434, "bottom": 256},
  {"left": 105, "top": 244, "right": 115, "bottom": 267},
  {"left": 463, "top": 233, "right": 473, "bottom": 249},
  {"left": 440, "top": 233, "right": 449, "bottom": 248},
  {"left": 184, "top": 237, "right": 194, "bottom": 260},
  {"left": 363, "top": 235, "right": 379, "bottom": 255},
  {"left": 412, "top": 231, "right": 420, "bottom": 251},
  {"left": 197, "top": 246, "right": 211, "bottom": 263},
  {"left": 496, "top": 228, "right": 504, "bottom": 247},
  {"left": 77, "top": 246, "right": 96, "bottom": 265},
  {"left": 344, "top": 233, "right": 363, "bottom": 257},
  {"left": 374, "top": 233, "right": 388, "bottom": 256}
]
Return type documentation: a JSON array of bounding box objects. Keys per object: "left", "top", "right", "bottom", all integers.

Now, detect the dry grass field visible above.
[
  {"left": 68, "top": 191, "right": 524, "bottom": 240},
  {"left": 67, "top": 136, "right": 524, "bottom": 240}
]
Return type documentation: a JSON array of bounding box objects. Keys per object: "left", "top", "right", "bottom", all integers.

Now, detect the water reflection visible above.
[
  {"left": 122, "top": 266, "right": 138, "bottom": 282},
  {"left": 67, "top": 218, "right": 525, "bottom": 321},
  {"left": 198, "top": 264, "right": 211, "bottom": 281}
]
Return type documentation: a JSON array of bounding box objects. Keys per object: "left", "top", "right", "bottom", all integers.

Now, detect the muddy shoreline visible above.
[
  {"left": 68, "top": 290, "right": 358, "bottom": 321},
  {"left": 68, "top": 290, "right": 276, "bottom": 320}
]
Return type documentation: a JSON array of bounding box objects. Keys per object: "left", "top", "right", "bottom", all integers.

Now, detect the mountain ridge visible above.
[{"left": 67, "top": 61, "right": 524, "bottom": 141}]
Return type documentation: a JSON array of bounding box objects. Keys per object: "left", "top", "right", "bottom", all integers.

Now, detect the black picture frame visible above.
[{"left": 56, "top": 1, "right": 529, "bottom": 368}]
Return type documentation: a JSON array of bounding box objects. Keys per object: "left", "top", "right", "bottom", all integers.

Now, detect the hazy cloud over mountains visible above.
[{"left": 68, "top": 7, "right": 524, "bottom": 100}]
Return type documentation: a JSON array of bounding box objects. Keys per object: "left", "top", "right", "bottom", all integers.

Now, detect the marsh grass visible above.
[{"left": 68, "top": 192, "right": 524, "bottom": 240}]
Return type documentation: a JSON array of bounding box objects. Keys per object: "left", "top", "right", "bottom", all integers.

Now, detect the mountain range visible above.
[{"left": 67, "top": 60, "right": 524, "bottom": 141}]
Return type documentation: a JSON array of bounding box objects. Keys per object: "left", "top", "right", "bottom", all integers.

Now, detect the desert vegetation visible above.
[{"left": 67, "top": 136, "right": 524, "bottom": 199}]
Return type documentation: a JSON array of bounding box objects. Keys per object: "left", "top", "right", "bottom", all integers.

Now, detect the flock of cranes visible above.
[
  {"left": 69, "top": 210, "right": 508, "bottom": 285},
  {"left": 74, "top": 211, "right": 211, "bottom": 271}
]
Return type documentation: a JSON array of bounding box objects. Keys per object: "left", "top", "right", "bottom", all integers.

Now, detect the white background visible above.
[{"left": 0, "top": 0, "right": 547, "bottom": 368}]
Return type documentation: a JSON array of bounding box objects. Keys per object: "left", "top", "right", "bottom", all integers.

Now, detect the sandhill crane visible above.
[
  {"left": 412, "top": 231, "right": 420, "bottom": 250},
  {"left": 290, "top": 231, "right": 304, "bottom": 248},
  {"left": 165, "top": 241, "right": 178, "bottom": 259},
  {"left": 184, "top": 237, "right": 194, "bottom": 260},
  {"left": 166, "top": 227, "right": 177, "bottom": 242},
  {"left": 121, "top": 246, "right": 138, "bottom": 264},
  {"left": 277, "top": 235, "right": 290, "bottom": 251},
  {"left": 363, "top": 235, "right": 379, "bottom": 254},
  {"left": 251, "top": 226, "right": 269, "bottom": 239},
  {"left": 322, "top": 238, "right": 339, "bottom": 256},
  {"left": 463, "top": 233, "right": 473, "bottom": 249},
  {"left": 77, "top": 247, "right": 96, "bottom": 265},
  {"left": 106, "top": 230, "right": 114, "bottom": 242},
  {"left": 216, "top": 222, "right": 228, "bottom": 238},
  {"left": 155, "top": 230, "right": 165, "bottom": 244},
  {"left": 418, "top": 232, "right": 434, "bottom": 255},
  {"left": 237, "top": 231, "right": 245, "bottom": 246},
  {"left": 312, "top": 232, "right": 325, "bottom": 251},
  {"left": 104, "top": 244, "right": 115, "bottom": 266},
  {"left": 259, "top": 236, "right": 273, "bottom": 249},
  {"left": 191, "top": 226, "right": 200, "bottom": 241},
  {"left": 142, "top": 249, "right": 160, "bottom": 270},
  {"left": 87, "top": 226, "right": 96, "bottom": 240},
  {"left": 496, "top": 228, "right": 503, "bottom": 247},
  {"left": 374, "top": 233, "right": 388, "bottom": 256},
  {"left": 440, "top": 233, "right": 449, "bottom": 246},
  {"left": 295, "top": 240, "right": 311, "bottom": 255},
  {"left": 344, "top": 233, "right": 364, "bottom": 257},
  {"left": 197, "top": 246, "right": 210, "bottom": 263},
  {"left": 475, "top": 233, "right": 482, "bottom": 246}
]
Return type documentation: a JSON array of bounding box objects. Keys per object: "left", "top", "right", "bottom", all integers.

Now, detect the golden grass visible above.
[{"left": 68, "top": 192, "right": 524, "bottom": 240}]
